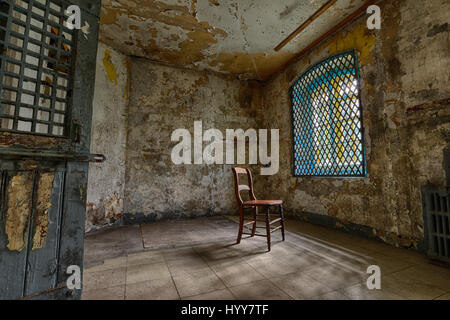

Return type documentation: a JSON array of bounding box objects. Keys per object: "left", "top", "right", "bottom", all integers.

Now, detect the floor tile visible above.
[
  {"left": 270, "top": 272, "right": 335, "bottom": 299},
  {"left": 82, "top": 285, "right": 125, "bottom": 300},
  {"left": 246, "top": 256, "right": 306, "bottom": 278},
  {"left": 84, "top": 244, "right": 128, "bottom": 264},
  {"left": 140, "top": 217, "right": 239, "bottom": 250},
  {"left": 126, "top": 263, "right": 171, "bottom": 285},
  {"left": 167, "top": 256, "right": 211, "bottom": 275},
  {"left": 229, "top": 280, "right": 292, "bottom": 300},
  {"left": 389, "top": 263, "right": 450, "bottom": 292},
  {"left": 341, "top": 283, "right": 405, "bottom": 300},
  {"left": 126, "top": 278, "right": 179, "bottom": 300},
  {"left": 84, "top": 256, "right": 127, "bottom": 273},
  {"left": 184, "top": 289, "right": 236, "bottom": 300},
  {"left": 309, "top": 290, "right": 350, "bottom": 300},
  {"left": 382, "top": 274, "right": 446, "bottom": 300},
  {"left": 83, "top": 267, "right": 126, "bottom": 291},
  {"left": 172, "top": 268, "right": 226, "bottom": 298},
  {"left": 302, "top": 263, "right": 366, "bottom": 291},
  {"left": 211, "top": 261, "right": 265, "bottom": 287},
  {"left": 127, "top": 250, "right": 165, "bottom": 267},
  {"left": 162, "top": 247, "right": 199, "bottom": 261}
]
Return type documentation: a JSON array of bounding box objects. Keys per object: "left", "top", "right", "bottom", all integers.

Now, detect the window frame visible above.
[{"left": 289, "top": 50, "right": 367, "bottom": 178}]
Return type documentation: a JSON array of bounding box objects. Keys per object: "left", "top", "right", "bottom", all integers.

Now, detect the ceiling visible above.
[{"left": 99, "top": 0, "right": 366, "bottom": 80}]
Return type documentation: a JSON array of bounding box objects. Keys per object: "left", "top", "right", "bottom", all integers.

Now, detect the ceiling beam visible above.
[
  {"left": 266, "top": 0, "right": 380, "bottom": 82},
  {"left": 274, "top": 0, "right": 338, "bottom": 52}
]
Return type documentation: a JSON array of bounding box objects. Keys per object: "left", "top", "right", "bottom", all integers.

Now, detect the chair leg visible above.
[
  {"left": 266, "top": 206, "right": 271, "bottom": 252},
  {"left": 251, "top": 206, "right": 257, "bottom": 237},
  {"left": 279, "top": 204, "right": 285, "bottom": 242},
  {"left": 237, "top": 206, "right": 244, "bottom": 244}
]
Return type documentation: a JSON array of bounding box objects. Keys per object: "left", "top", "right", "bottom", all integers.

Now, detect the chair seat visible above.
[{"left": 243, "top": 200, "right": 283, "bottom": 206}]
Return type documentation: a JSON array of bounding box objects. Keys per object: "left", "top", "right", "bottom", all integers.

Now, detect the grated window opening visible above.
[
  {"left": 290, "top": 51, "right": 366, "bottom": 177},
  {"left": 0, "top": 0, "right": 75, "bottom": 137}
]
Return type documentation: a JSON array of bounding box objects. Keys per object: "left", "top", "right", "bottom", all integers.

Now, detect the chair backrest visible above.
[{"left": 232, "top": 167, "right": 256, "bottom": 205}]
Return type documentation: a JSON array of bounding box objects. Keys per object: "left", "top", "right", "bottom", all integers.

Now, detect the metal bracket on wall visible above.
[{"left": 0, "top": 148, "right": 105, "bottom": 163}]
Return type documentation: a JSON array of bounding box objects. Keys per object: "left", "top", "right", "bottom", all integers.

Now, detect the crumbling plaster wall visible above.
[
  {"left": 260, "top": 0, "right": 450, "bottom": 249},
  {"left": 86, "top": 43, "right": 130, "bottom": 232},
  {"left": 124, "top": 59, "right": 263, "bottom": 223},
  {"left": 99, "top": 0, "right": 369, "bottom": 81}
]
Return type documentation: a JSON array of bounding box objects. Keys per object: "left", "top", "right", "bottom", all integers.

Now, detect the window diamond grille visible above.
[
  {"left": 290, "top": 51, "right": 366, "bottom": 177},
  {"left": 0, "top": 0, "right": 75, "bottom": 137}
]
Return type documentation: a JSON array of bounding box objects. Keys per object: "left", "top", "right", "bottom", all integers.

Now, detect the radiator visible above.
[{"left": 422, "top": 187, "right": 450, "bottom": 263}]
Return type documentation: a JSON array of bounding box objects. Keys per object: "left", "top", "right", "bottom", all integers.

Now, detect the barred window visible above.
[
  {"left": 0, "top": 0, "right": 75, "bottom": 137},
  {"left": 290, "top": 51, "right": 366, "bottom": 177}
]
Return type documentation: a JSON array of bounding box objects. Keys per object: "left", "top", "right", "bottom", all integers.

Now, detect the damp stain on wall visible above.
[
  {"left": 102, "top": 49, "right": 119, "bottom": 85},
  {"left": 316, "top": 23, "right": 377, "bottom": 64}
]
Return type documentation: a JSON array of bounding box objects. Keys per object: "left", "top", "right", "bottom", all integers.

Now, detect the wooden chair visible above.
[{"left": 232, "top": 167, "right": 285, "bottom": 251}]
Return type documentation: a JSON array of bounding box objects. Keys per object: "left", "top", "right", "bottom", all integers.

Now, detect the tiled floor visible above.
[{"left": 82, "top": 216, "right": 450, "bottom": 300}]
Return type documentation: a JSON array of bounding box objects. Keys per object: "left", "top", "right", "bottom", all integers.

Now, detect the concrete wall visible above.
[
  {"left": 260, "top": 0, "right": 450, "bottom": 249},
  {"left": 86, "top": 43, "right": 130, "bottom": 232},
  {"left": 123, "top": 59, "right": 263, "bottom": 223}
]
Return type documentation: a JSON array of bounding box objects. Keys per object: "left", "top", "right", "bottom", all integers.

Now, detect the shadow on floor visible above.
[{"left": 83, "top": 215, "right": 450, "bottom": 300}]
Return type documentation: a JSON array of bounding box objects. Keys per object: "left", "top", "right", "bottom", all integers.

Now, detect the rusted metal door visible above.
[{"left": 0, "top": 0, "right": 101, "bottom": 299}]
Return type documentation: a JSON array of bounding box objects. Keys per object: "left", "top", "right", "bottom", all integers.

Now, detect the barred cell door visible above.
[{"left": 0, "top": 0, "right": 101, "bottom": 299}]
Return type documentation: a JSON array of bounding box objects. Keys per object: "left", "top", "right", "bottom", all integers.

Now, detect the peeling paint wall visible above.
[
  {"left": 261, "top": 0, "right": 450, "bottom": 249},
  {"left": 86, "top": 43, "right": 130, "bottom": 232},
  {"left": 124, "top": 58, "right": 263, "bottom": 222},
  {"left": 98, "top": 0, "right": 369, "bottom": 80},
  {"left": 5, "top": 173, "right": 34, "bottom": 252}
]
